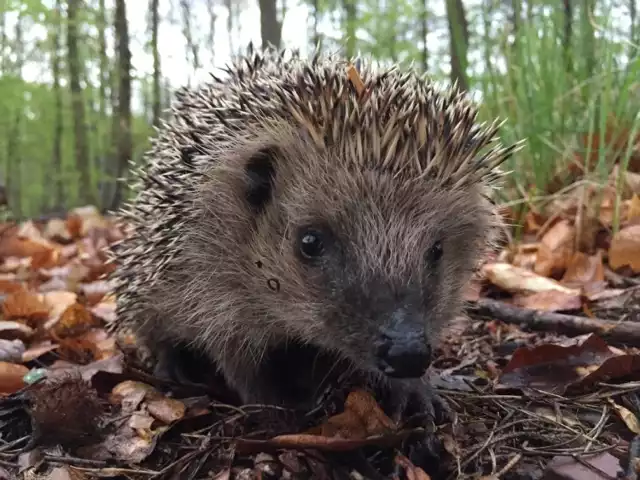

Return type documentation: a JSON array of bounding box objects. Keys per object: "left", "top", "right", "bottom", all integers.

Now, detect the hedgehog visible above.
[{"left": 108, "top": 45, "right": 522, "bottom": 427}]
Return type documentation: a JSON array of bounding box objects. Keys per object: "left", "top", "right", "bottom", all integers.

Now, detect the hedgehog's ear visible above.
[{"left": 244, "top": 146, "right": 279, "bottom": 214}]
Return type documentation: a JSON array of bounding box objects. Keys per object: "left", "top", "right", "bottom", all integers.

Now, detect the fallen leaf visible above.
[
  {"left": 0, "top": 339, "right": 25, "bottom": 363},
  {"left": 534, "top": 220, "right": 575, "bottom": 277},
  {"left": 395, "top": 454, "right": 431, "bottom": 480},
  {"left": 46, "top": 466, "right": 89, "bottom": 480},
  {"left": 543, "top": 452, "right": 623, "bottom": 480},
  {"left": 43, "top": 219, "right": 73, "bottom": 245},
  {"left": 0, "top": 361, "right": 29, "bottom": 393},
  {"left": 51, "top": 302, "right": 97, "bottom": 338},
  {"left": 21, "top": 341, "right": 58, "bottom": 362},
  {"left": 511, "top": 243, "right": 539, "bottom": 271},
  {"left": 129, "top": 411, "right": 155, "bottom": 430},
  {"left": 561, "top": 251, "right": 605, "bottom": 287},
  {"left": 306, "top": 389, "right": 396, "bottom": 439},
  {"left": 482, "top": 263, "right": 580, "bottom": 296},
  {"left": 512, "top": 290, "right": 583, "bottom": 312},
  {"left": 608, "top": 399, "right": 640, "bottom": 434},
  {"left": 628, "top": 194, "right": 640, "bottom": 221},
  {"left": 146, "top": 397, "right": 186, "bottom": 424},
  {"left": 497, "top": 334, "right": 640, "bottom": 395},
  {"left": 47, "top": 353, "right": 124, "bottom": 383},
  {"left": 0, "top": 279, "right": 25, "bottom": 294},
  {"left": 2, "top": 290, "right": 50, "bottom": 324},
  {"left": 609, "top": 224, "right": 640, "bottom": 272},
  {"left": 0, "top": 320, "right": 34, "bottom": 340}
]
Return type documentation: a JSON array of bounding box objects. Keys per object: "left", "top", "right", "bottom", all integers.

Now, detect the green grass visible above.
[{"left": 476, "top": 5, "right": 640, "bottom": 237}]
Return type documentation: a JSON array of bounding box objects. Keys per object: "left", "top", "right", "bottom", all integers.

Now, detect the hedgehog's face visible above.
[{"left": 235, "top": 132, "right": 496, "bottom": 380}]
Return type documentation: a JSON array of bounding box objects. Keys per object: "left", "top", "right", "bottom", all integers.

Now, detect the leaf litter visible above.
[{"left": 0, "top": 152, "right": 638, "bottom": 479}]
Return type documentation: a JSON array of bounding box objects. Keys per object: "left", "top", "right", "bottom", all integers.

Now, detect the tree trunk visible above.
[
  {"left": 67, "top": 0, "right": 93, "bottom": 205},
  {"left": 96, "top": 0, "right": 109, "bottom": 190},
  {"left": 420, "top": 0, "right": 428, "bottom": 72},
  {"left": 581, "top": 0, "right": 595, "bottom": 77},
  {"left": 631, "top": 0, "right": 638, "bottom": 59},
  {"left": 562, "top": 0, "right": 573, "bottom": 74},
  {"left": 258, "top": 0, "right": 282, "bottom": 49},
  {"left": 343, "top": 0, "right": 356, "bottom": 58},
  {"left": 52, "top": 0, "right": 64, "bottom": 210},
  {"left": 225, "top": 0, "right": 234, "bottom": 54},
  {"left": 150, "top": 0, "right": 161, "bottom": 127},
  {"left": 510, "top": 0, "right": 520, "bottom": 51},
  {"left": 310, "top": 0, "right": 320, "bottom": 50},
  {"left": 109, "top": 0, "right": 132, "bottom": 210},
  {"left": 445, "top": 0, "right": 469, "bottom": 91},
  {"left": 0, "top": 5, "right": 6, "bottom": 74},
  {"left": 205, "top": 0, "right": 216, "bottom": 64},
  {"left": 6, "top": 12, "right": 24, "bottom": 216},
  {"left": 180, "top": 0, "right": 199, "bottom": 85}
]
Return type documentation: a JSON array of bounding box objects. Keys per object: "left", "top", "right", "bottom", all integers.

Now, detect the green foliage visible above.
[
  {"left": 0, "top": 0, "right": 638, "bottom": 220},
  {"left": 475, "top": 1, "right": 640, "bottom": 217}
]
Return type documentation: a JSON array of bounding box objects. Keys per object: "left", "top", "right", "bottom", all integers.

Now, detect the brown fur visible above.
[
  {"left": 124, "top": 122, "right": 491, "bottom": 410},
  {"left": 110, "top": 46, "right": 521, "bottom": 421}
]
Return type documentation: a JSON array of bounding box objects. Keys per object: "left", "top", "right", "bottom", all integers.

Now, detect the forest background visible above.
[{"left": 0, "top": 0, "right": 638, "bottom": 233}]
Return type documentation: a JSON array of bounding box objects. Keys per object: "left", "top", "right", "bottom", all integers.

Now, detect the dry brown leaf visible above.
[
  {"left": 481, "top": 263, "right": 580, "bottom": 296},
  {"left": 79, "top": 280, "right": 112, "bottom": 305},
  {"left": 0, "top": 320, "right": 34, "bottom": 340},
  {"left": 51, "top": 302, "right": 97, "bottom": 338},
  {"left": 628, "top": 194, "right": 640, "bottom": 221},
  {"left": 609, "top": 224, "right": 640, "bottom": 272},
  {"left": 561, "top": 251, "right": 605, "bottom": 287},
  {"left": 91, "top": 299, "right": 116, "bottom": 324},
  {"left": 2, "top": 290, "right": 50, "bottom": 324},
  {"left": 0, "top": 236, "right": 53, "bottom": 259},
  {"left": 608, "top": 399, "right": 640, "bottom": 434},
  {"left": 0, "top": 256, "right": 28, "bottom": 273},
  {"left": 129, "top": 411, "right": 155, "bottom": 430},
  {"left": 511, "top": 242, "right": 539, "bottom": 270},
  {"left": 42, "top": 291, "right": 78, "bottom": 326},
  {"left": 0, "top": 224, "right": 64, "bottom": 270},
  {"left": 16, "top": 220, "right": 43, "bottom": 240},
  {"left": 394, "top": 454, "right": 431, "bottom": 480},
  {"left": 110, "top": 380, "right": 162, "bottom": 410},
  {"left": 625, "top": 170, "right": 640, "bottom": 194},
  {"left": 344, "top": 389, "right": 396, "bottom": 433},
  {"left": 0, "top": 339, "right": 24, "bottom": 363},
  {"left": 534, "top": 219, "right": 575, "bottom": 277},
  {"left": 71, "top": 205, "right": 109, "bottom": 236},
  {"left": 512, "top": 290, "right": 583, "bottom": 312},
  {"left": 46, "top": 465, "right": 89, "bottom": 480},
  {"left": 21, "top": 341, "right": 58, "bottom": 362},
  {"left": 0, "top": 279, "right": 25, "bottom": 294},
  {"left": 307, "top": 389, "right": 396, "bottom": 440},
  {"left": 43, "top": 218, "right": 73, "bottom": 244},
  {"left": 70, "top": 329, "right": 117, "bottom": 360},
  {"left": 523, "top": 211, "right": 545, "bottom": 234},
  {"left": 0, "top": 361, "right": 28, "bottom": 394},
  {"left": 147, "top": 397, "right": 186, "bottom": 424}
]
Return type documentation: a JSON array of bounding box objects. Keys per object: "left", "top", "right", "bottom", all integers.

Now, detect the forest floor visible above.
[{"left": 0, "top": 169, "right": 638, "bottom": 480}]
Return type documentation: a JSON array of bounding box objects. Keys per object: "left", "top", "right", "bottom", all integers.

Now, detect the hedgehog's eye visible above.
[
  {"left": 427, "top": 240, "right": 443, "bottom": 265},
  {"left": 298, "top": 230, "right": 325, "bottom": 260}
]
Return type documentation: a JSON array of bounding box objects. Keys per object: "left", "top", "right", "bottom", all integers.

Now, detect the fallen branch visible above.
[{"left": 467, "top": 298, "right": 640, "bottom": 346}]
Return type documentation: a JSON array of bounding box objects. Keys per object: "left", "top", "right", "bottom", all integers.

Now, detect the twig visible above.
[
  {"left": 43, "top": 455, "right": 108, "bottom": 468},
  {"left": 467, "top": 298, "right": 640, "bottom": 346}
]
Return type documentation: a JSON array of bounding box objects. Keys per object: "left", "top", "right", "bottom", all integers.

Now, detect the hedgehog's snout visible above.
[{"left": 373, "top": 307, "right": 431, "bottom": 378}]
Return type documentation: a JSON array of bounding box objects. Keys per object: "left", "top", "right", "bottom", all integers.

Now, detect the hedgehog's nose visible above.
[{"left": 374, "top": 309, "right": 431, "bottom": 378}]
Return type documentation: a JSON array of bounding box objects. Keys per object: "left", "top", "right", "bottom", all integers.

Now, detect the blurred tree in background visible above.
[{"left": 0, "top": 0, "right": 637, "bottom": 222}]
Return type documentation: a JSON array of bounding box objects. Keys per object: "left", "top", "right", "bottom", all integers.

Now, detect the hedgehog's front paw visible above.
[
  {"left": 385, "top": 377, "right": 451, "bottom": 428},
  {"left": 153, "top": 341, "right": 215, "bottom": 386},
  {"left": 383, "top": 378, "right": 450, "bottom": 474}
]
